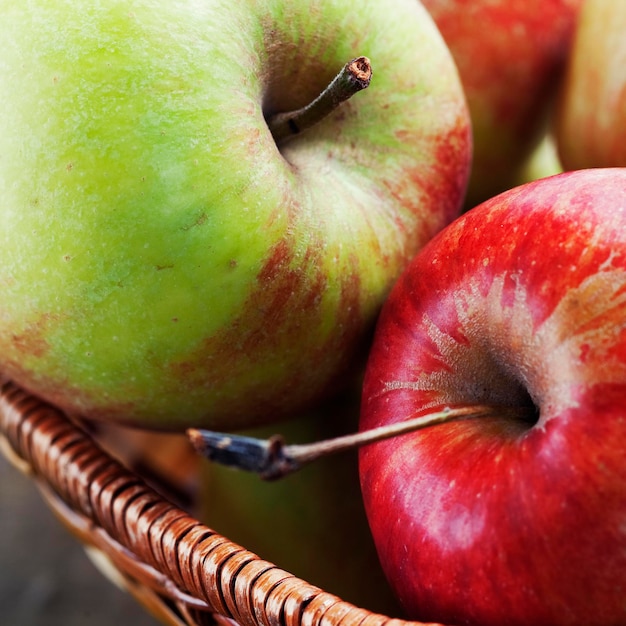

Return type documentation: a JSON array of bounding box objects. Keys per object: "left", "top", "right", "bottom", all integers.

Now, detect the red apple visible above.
[
  {"left": 359, "top": 168, "right": 626, "bottom": 626},
  {"left": 421, "top": 0, "right": 582, "bottom": 208},
  {"left": 555, "top": 0, "right": 626, "bottom": 170}
]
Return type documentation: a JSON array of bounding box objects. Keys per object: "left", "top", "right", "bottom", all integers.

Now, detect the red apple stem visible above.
[
  {"left": 266, "top": 56, "right": 372, "bottom": 145},
  {"left": 187, "top": 404, "right": 497, "bottom": 480}
]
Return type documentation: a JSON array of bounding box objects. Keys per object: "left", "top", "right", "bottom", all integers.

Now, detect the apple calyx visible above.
[
  {"left": 266, "top": 56, "right": 372, "bottom": 145},
  {"left": 187, "top": 404, "right": 502, "bottom": 480}
]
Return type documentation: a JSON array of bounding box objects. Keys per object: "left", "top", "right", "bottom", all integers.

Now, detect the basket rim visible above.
[{"left": 0, "top": 380, "right": 445, "bottom": 626}]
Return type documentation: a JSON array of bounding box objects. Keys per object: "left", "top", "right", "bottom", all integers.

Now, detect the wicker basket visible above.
[{"left": 0, "top": 380, "right": 445, "bottom": 626}]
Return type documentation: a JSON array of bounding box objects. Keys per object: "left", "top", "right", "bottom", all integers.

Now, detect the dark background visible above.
[{"left": 0, "top": 452, "right": 160, "bottom": 626}]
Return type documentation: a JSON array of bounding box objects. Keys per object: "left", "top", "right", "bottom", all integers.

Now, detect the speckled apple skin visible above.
[
  {"left": 0, "top": 0, "right": 470, "bottom": 429},
  {"left": 360, "top": 168, "right": 626, "bottom": 626}
]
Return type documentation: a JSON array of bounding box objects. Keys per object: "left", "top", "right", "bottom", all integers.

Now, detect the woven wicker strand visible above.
[{"left": 0, "top": 380, "right": 445, "bottom": 626}]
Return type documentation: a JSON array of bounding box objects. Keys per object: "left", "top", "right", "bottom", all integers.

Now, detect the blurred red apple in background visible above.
[
  {"left": 555, "top": 0, "right": 626, "bottom": 169},
  {"left": 360, "top": 168, "right": 626, "bottom": 626},
  {"left": 422, "top": 0, "right": 582, "bottom": 207}
]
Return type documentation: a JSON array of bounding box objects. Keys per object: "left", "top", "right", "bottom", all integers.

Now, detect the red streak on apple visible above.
[
  {"left": 11, "top": 321, "right": 52, "bottom": 359},
  {"left": 390, "top": 119, "right": 472, "bottom": 248},
  {"left": 255, "top": 239, "right": 328, "bottom": 320},
  {"left": 166, "top": 220, "right": 365, "bottom": 426},
  {"left": 360, "top": 169, "right": 626, "bottom": 626}
]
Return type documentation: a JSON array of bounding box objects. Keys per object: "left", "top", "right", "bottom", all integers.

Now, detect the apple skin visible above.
[
  {"left": 513, "top": 131, "right": 563, "bottom": 188},
  {"left": 0, "top": 0, "right": 470, "bottom": 430},
  {"left": 555, "top": 0, "right": 626, "bottom": 170},
  {"left": 359, "top": 168, "right": 626, "bottom": 626},
  {"left": 421, "top": 0, "right": 581, "bottom": 208}
]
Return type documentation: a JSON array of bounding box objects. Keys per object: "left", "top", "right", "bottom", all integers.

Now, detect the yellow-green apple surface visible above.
[
  {"left": 555, "top": 0, "right": 626, "bottom": 169},
  {"left": 421, "top": 0, "right": 581, "bottom": 208},
  {"left": 514, "top": 131, "right": 563, "bottom": 186},
  {"left": 359, "top": 168, "right": 626, "bottom": 625},
  {"left": 0, "top": 0, "right": 471, "bottom": 430}
]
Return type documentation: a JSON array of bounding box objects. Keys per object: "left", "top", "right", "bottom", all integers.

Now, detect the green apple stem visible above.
[
  {"left": 187, "top": 404, "right": 499, "bottom": 480},
  {"left": 266, "top": 56, "right": 372, "bottom": 145}
]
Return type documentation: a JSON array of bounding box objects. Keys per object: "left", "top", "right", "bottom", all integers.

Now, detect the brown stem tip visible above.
[
  {"left": 347, "top": 56, "right": 373, "bottom": 86},
  {"left": 267, "top": 56, "right": 373, "bottom": 146}
]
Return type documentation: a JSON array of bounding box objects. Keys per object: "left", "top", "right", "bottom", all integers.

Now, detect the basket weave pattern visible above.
[{"left": 0, "top": 380, "right": 444, "bottom": 626}]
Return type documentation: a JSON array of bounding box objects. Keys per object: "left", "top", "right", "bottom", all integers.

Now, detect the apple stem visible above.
[
  {"left": 187, "top": 404, "right": 497, "bottom": 480},
  {"left": 266, "top": 56, "right": 372, "bottom": 145}
]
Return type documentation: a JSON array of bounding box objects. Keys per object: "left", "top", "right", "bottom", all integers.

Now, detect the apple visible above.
[
  {"left": 513, "top": 131, "right": 563, "bottom": 187},
  {"left": 0, "top": 0, "right": 471, "bottom": 430},
  {"left": 421, "top": 0, "right": 582, "bottom": 208},
  {"left": 555, "top": 0, "right": 626, "bottom": 170},
  {"left": 359, "top": 168, "right": 626, "bottom": 626}
]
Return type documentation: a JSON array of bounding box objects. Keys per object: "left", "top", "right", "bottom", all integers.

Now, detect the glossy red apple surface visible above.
[{"left": 359, "top": 168, "right": 626, "bottom": 626}]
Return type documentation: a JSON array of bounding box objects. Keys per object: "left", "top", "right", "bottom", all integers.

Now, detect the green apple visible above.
[
  {"left": 514, "top": 131, "right": 563, "bottom": 186},
  {"left": 421, "top": 0, "right": 581, "bottom": 208},
  {"left": 555, "top": 0, "right": 626, "bottom": 169},
  {"left": 0, "top": 0, "right": 470, "bottom": 430},
  {"left": 199, "top": 388, "right": 403, "bottom": 615}
]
